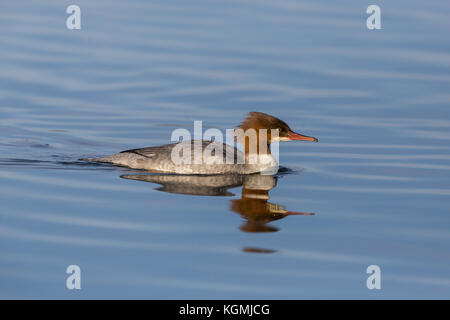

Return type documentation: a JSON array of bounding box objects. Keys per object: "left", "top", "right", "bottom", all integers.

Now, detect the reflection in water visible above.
[
  {"left": 231, "top": 175, "right": 314, "bottom": 233},
  {"left": 242, "top": 247, "right": 277, "bottom": 254},
  {"left": 121, "top": 174, "right": 244, "bottom": 196},
  {"left": 121, "top": 172, "right": 314, "bottom": 237}
]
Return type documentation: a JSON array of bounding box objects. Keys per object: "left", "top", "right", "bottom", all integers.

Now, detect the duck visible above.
[{"left": 81, "top": 112, "right": 318, "bottom": 174}]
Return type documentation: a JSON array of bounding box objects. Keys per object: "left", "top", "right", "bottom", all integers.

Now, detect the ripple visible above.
[{"left": 293, "top": 185, "right": 450, "bottom": 196}]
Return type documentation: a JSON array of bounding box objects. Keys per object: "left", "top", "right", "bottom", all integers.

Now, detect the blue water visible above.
[{"left": 1, "top": 0, "right": 450, "bottom": 299}]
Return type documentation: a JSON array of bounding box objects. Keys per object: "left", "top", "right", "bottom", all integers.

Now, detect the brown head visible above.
[{"left": 236, "top": 112, "right": 318, "bottom": 154}]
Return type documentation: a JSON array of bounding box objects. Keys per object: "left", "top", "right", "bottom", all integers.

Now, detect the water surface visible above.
[{"left": 1, "top": 0, "right": 450, "bottom": 298}]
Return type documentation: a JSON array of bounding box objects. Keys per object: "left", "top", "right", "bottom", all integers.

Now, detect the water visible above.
[{"left": 1, "top": 0, "right": 450, "bottom": 299}]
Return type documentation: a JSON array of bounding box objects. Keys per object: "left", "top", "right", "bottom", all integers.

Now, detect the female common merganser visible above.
[{"left": 82, "top": 112, "right": 318, "bottom": 174}]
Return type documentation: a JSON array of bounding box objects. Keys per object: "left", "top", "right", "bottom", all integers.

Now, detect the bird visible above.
[{"left": 81, "top": 112, "right": 318, "bottom": 174}]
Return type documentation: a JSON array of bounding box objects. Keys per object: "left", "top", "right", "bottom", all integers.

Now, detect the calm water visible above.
[{"left": 1, "top": 0, "right": 450, "bottom": 299}]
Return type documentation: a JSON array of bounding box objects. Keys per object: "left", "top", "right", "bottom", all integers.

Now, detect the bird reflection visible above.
[
  {"left": 230, "top": 174, "right": 313, "bottom": 233},
  {"left": 121, "top": 173, "right": 244, "bottom": 196},
  {"left": 242, "top": 247, "right": 277, "bottom": 254},
  {"left": 121, "top": 172, "right": 313, "bottom": 235}
]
